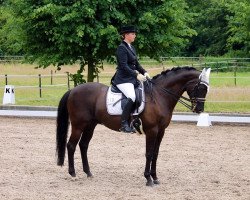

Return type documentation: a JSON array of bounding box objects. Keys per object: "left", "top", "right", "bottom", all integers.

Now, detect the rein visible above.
[
  {"left": 160, "top": 86, "right": 193, "bottom": 110},
  {"left": 146, "top": 78, "right": 204, "bottom": 111}
]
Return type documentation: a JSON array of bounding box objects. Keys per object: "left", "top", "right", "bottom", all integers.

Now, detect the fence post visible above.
[
  {"left": 67, "top": 73, "right": 70, "bottom": 90},
  {"left": 39, "top": 74, "right": 42, "bottom": 98},
  {"left": 51, "top": 70, "right": 53, "bottom": 85},
  {"left": 5, "top": 74, "right": 8, "bottom": 85},
  {"left": 216, "top": 62, "right": 219, "bottom": 74},
  {"left": 234, "top": 61, "right": 237, "bottom": 86}
]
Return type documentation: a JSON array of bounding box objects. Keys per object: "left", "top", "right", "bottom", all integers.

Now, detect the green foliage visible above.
[
  {"left": 185, "top": 0, "right": 231, "bottom": 56},
  {"left": 133, "top": 0, "right": 196, "bottom": 58},
  {"left": 185, "top": 0, "right": 250, "bottom": 58},
  {"left": 2, "top": 0, "right": 249, "bottom": 75},
  {"left": 0, "top": 0, "right": 25, "bottom": 55},
  {"left": 2, "top": 0, "right": 195, "bottom": 82},
  {"left": 226, "top": 0, "right": 250, "bottom": 57},
  {"left": 68, "top": 61, "right": 86, "bottom": 87}
]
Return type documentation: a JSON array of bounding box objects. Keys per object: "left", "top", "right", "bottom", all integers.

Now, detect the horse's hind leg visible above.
[
  {"left": 67, "top": 127, "right": 82, "bottom": 177},
  {"left": 79, "top": 123, "right": 97, "bottom": 178}
]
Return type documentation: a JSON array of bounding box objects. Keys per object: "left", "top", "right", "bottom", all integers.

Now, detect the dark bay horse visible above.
[{"left": 56, "top": 66, "right": 211, "bottom": 186}]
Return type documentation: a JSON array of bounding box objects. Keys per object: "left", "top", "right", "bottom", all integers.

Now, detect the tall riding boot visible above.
[{"left": 120, "top": 98, "right": 135, "bottom": 133}]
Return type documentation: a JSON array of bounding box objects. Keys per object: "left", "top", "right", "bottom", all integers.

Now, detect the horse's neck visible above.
[
  {"left": 147, "top": 70, "right": 199, "bottom": 115},
  {"left": 151, "top": 71, "right": 199, "bottom": 111},
  {"left": 158, "top": 71, "right": 197, "bottom": 94}
]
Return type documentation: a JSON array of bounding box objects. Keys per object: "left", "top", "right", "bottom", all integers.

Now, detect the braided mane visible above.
[{"left": 152, "top": 66, "right": 197, "bottom": 80}]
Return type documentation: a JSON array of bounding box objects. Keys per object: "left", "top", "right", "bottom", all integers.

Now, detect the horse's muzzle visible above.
[
  {"left": 192, "top": 103, "right": 204, "bottom": 113},
  {"left": 191, "top": 97, "right": 206, "bottom": 113}
]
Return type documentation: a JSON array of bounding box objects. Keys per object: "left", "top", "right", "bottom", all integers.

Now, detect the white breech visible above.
[{"left": 116, "top": 83, "right": 136, "bottom": 102}]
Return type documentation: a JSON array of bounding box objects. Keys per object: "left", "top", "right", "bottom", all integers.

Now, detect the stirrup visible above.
[{"left": 119, "top": 125, "right": 135, "bottom": 133}]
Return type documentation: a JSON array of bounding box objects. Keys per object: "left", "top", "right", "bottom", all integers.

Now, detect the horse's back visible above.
[
  {"left": 67, "top": 83, "right": 108, "bottom": 121},
  {"left": 69, "top": 82, "right": 106, "bottom": 97}
]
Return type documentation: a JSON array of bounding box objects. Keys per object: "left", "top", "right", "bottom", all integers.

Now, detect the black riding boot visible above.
[{"left": 120, "top": 98, "right": 135, "bottom": 133}]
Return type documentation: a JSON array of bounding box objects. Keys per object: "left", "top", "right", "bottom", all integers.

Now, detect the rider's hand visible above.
[
  {"left": 137, "top": 74, "right": 147, "bottom": 82},
  {"left": 144, "top": 73, "right": 150, "bottom": 79}
]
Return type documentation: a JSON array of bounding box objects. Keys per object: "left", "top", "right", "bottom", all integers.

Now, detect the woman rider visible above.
[{"left": 112, "top": 25, "right": 150, "bottom": 133}]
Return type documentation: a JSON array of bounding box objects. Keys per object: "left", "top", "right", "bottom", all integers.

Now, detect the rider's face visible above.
[{"left": 125, "top": 32, "right": 136, "bottom": 43}]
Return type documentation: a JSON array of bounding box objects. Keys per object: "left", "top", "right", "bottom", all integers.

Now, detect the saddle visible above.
[{"left": 106, "top": 82, "right": 145, "bottom": 116}]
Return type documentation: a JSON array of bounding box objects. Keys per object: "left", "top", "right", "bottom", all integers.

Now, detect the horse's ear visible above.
[
  {"left": 205, "top": 68, "right": 211, "bottom": 84},
  {"left": 199, "top": 68, "right": 206, "bottom": 81},
  {"left": 199, "top": 68, "right": 211, "bottom": 85},
  {"left": 201, "top": 68, "right": 206, "bottom": 75}
]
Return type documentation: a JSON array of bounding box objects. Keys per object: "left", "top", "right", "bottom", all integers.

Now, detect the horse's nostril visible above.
[
  {"left": 199, "top": 109, "right": 204, "bottom": 113},
  {"left": 195, "top": 107, "right": 203, "bottom": 113}
]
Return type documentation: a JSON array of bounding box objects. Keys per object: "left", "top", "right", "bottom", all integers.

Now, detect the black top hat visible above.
[{"left": 120, "top": 25, "right": 137, "bottom": 34}]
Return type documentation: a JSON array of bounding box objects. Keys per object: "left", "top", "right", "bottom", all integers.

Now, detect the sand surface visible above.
[{"left": 0, "top": 117, "right": 249, "bottom": 200}]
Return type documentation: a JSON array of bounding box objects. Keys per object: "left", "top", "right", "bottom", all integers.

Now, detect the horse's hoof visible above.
[
  {"left": 69, "top": 172, "right": 76, "bottom": 177},
  {"left": 153, "top": 179, "right": 160, "bottom": 185},
  {"left": 87, "top": 173, "right": 93, "bottom": 178},
  {"left": 146, "top": 180, "right": 154, "bottom": 187}
]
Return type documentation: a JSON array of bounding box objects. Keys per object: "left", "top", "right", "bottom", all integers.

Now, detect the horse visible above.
[{"left": 56, "top": 66, "right": 211, "bottom": 186}]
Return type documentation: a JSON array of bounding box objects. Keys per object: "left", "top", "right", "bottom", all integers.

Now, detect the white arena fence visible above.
[
  {"left": 0, "top": 75, "right": 71, "bottom": 106},
  {"left": 0, "top": 59, "right": 249, "bottom": 107}
]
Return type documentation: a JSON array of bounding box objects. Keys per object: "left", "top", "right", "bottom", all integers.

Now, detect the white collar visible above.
[{"left": 124, "top": 41, "right": 132, "bottom": 48}]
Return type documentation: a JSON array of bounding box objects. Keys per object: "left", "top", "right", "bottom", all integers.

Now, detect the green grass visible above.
[
  {"left": 0, "top": 62, "right": 250, "bottom": 113},
  {"left": 210, "top": 72, "right": 250, "bottom": 87}
]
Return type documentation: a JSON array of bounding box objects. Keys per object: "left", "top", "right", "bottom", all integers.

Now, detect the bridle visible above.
[
  {"left": 146, "top": 78, "right": 209, "bottom": 111},
  {"left": 188, "top": 80, "right": 209, "bottom": 111}
]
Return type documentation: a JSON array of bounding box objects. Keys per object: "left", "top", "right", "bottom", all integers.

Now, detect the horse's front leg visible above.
[
  {"left": 150, "top": 130, "right": 164, "bottom": 185},
  {"left": 144, "top": 155, "right": 153, "bottom": 186},
  {"left": 150, "top": 159, "right": 160, "bottom": 185},
  {"left": 144, "top": 130, "right": 158, "bottom": 186}
]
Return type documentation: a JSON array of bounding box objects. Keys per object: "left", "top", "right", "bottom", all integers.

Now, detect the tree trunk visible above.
[{"left": 87, "top": 60, "right": 95, "bottom": 82}]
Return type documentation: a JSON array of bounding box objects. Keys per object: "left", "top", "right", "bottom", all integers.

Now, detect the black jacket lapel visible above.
[{"left": 122, "top": 41, "right": 136, "bottom": 55}]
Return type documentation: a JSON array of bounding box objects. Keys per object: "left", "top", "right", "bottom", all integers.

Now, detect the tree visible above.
[
  {"left": 226, "top": 0, "right": 250, "bottom": 57},
  {"left": 11, "top": 0, "right": 195, "bottom": 83},
  {"left": 0, "top": 0, "right": 25, "bottom": 55},
  {"left": 184, "top": 0, "right": 250, "bottom": 57},
  {"left": 184, "top": 0, "right": 232, "bottom": 56}
]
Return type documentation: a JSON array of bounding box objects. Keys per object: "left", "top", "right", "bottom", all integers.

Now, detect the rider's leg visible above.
[
  {"left": 120, "top": 98, "right": 135, "bottom": 132},
  {"left": 116, "top": 83, "right": 136, "bottom": 133}
]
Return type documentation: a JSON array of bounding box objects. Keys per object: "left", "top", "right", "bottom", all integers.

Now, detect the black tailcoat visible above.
[{"left": 113, "top": 41, "right": 146, "bottom": 85}]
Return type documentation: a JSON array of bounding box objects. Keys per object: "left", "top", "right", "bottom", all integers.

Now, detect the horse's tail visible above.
[{"left": 56, "top": 90, "right": 71, "bottom": 166}]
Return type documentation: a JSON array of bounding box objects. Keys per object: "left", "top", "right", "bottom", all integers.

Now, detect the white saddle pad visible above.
[{"left": 106, "top": 85, "right": 145, "bottom": 116}]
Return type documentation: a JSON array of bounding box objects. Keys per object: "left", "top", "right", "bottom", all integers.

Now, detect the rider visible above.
[{"left": 112, "top": 25, "right": 150, "bottom": 133}]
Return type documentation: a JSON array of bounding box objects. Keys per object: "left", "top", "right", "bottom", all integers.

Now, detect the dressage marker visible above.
[
  {"left": 2, "top": 85, "right": 15, "bottom": 105},
  {"left": 197, "top": 113, "right": 212, "bottom": 126}
]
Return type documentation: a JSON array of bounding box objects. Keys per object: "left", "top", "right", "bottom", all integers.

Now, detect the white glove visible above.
[
  {"left": 137, "top": 74, "right": 146, "bottom": 82},
  {"left": 144, "top": 73, "right": 150, "bottom": 79}
]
